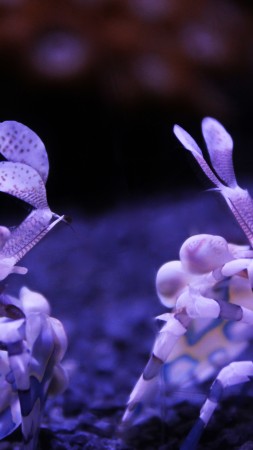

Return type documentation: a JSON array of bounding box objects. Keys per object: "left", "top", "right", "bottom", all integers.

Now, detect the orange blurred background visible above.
[{"left": 0, "top": 0, "right": 253, "bottom": 211}]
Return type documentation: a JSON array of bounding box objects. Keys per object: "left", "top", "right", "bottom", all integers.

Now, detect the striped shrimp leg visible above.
[
  {"left": 180, "top": 361, "right": 253, "bottom": 450},
  {"left": 121, "top": 311, "right": 190, "bottom": 425}
]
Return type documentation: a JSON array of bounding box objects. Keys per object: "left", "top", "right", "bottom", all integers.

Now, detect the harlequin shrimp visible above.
[
  {"left": 0, "top": 287, "right": 68, "bottom": 449},
  {"left": 122, "top": 118, "right": 253, "bottom": 449},
  {"left": 0, "top": 121, "right": 67, "bottom": 449}
]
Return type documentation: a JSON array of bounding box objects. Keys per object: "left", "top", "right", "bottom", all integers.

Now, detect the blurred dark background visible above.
[{"left": 1, "top": 0, "right": 253, "bottom": 213}]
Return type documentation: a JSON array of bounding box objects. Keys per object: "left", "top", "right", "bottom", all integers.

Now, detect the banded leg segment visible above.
[
  {"left": 180, "top": 361, "right": 253, "bottom": 450},
  {"left": 122, "top": 312, "right": 189, "bottom": 424},
  {"left": 216, "top": 297, "right": 253, "bottom": 326}
]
